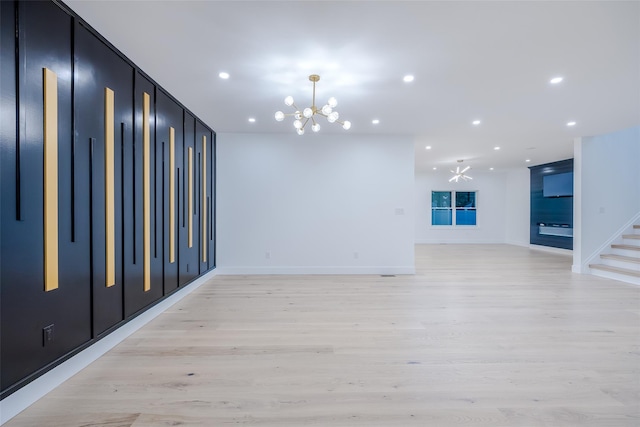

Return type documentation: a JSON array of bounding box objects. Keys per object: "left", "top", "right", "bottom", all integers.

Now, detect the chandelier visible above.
[
  {"left": 275, "top": 74, "right": 351, "bottom": 135},
  {"left": 449, "top": 160, "right": 473, "bottom": 182}
]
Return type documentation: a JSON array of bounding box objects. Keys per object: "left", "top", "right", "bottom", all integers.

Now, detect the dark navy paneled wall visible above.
[
  {"left": 0, "top": 0, "right": 216, "bottom": 398},
  {"left": 529, "top": 159, "right": 574, "bottom": 250}
]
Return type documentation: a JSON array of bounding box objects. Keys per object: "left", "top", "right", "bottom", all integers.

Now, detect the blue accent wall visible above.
[{"left": 529, "top": 159, "right": 574, "bottom": 249}]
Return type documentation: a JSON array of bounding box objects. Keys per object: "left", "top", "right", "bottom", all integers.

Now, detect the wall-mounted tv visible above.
[{"left": 543, "top": 172, "right": 573, "bottom": 197}]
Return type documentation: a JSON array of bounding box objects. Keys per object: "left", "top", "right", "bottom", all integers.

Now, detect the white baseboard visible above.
[
  {"left": 529, "top": 244, "right": 573, "bottom": 256},
  {"left": 215, "top": 266, "right": 415, "bottom": 275},
  {"left": 0, "top": 270, "right": 217, "bottom": 426},
  {"left": 505, "top": 240, "right": 530, "bottom": 248},
  {"left": 415, "top": 240, "right": 504, "bottom": 244}
]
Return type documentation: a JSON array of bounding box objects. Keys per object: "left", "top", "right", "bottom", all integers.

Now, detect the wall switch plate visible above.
[{"left": 43, "top": 324, "right": 55, "bottom": 346}]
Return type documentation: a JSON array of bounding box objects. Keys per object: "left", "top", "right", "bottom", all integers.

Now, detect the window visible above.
[
  {"left": 431, "top": 191, "right": 452, "bottom": 225},
  {"left": 431, "top": 191, "right": 477, "bottom": 226}
]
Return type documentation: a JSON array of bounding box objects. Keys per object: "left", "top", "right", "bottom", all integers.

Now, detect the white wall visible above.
[
  {"left": 414, "top": 170, "right": 511, "bottom": 244},
  {"left": 216, "top": 133, "right": 415, "bottom": 274},
  {"left": 574, "top": 126, "right": 640, "bottom": 271},
  {"left": 505, "top": 168, "right": 531, "bottom": 247}
]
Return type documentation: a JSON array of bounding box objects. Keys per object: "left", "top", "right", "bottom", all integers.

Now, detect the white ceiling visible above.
[{"left": 65, "top": 0, "right": 640, "bottom": 173}]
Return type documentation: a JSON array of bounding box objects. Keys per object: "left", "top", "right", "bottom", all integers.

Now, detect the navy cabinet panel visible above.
[
  {"left": 123, "top": 72, "right": 164, "bottom": 317},
  {"left": 179, "top": 113, "right": 199, "bottom": 285},
  {"left": 75, "top": 23, "right": 132, "bottom": 336},
  {"left": 156, "top": 90, "right": 183, "bottom": 294},
  {"left": 209, "top": 132, "right": 216, "bottom": 271},
  {"left": 1, "top": 1, "right": 92, "bottom": 391},
  {"left": 195, "top": 121, "right": 214, "bottom": 273}
]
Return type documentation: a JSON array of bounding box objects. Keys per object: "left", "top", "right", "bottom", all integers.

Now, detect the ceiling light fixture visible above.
[
  {"left": 472, "top": 120, "right": 481, "bottom": 125},
  {"left": 425, "top": 146, "right": 432, "bottom": 150},
  {"left": 567, "top": 121, "right": 576, "bottom": 126},
  {"left": 494, "top": 146, "right": 500, "bottom": 150},
  {"left": 372, "top": 119, "right": 380, "bottom": 124},
  {"left": 449, "top": 160, "right": 473, "bottom": 182},
  {"left": 219, "top": 72, "right": 230, "bottom": 79},
  {"left": 275, "top": 74, "right": 351, "bottom": 135},
  {"left": 550, "top": 76, "right": 563, "bottom": 84},
  {"left": 248, "top": 118, "right": 256, "bottom": 123},
  {"left": 525, "top": 159, "right": 531, "bottom": 163},
  {"left": 403, "top": 75, "right": 414, "bottom": 83}
]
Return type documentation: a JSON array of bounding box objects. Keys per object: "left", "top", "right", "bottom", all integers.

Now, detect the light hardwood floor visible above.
[{"left": 5, "top": 245, "right": 640, "bottom": 426}]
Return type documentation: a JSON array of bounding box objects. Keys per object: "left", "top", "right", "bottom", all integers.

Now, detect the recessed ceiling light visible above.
[
  {"left": 489, "top": 167, "right": 494, "bottom": 171},
  {"left": 433, "top": 167, "right": 437, "bottom": 170},
  {"left": 494, "top": 146, "right": 500, "bottom": 150},
  {"left": 248, "top": 118, "right": 256, "bottom": 123},
  {"left": 372, "top": 119, "right": 380, "bottom": 124},
  {"left": 472, "top": 120, "right": 481, "bottom": 125},
  {"left": 425, "top": 145, "right": 432, "bottom": 150},
  {"left": 219, "top": 72, "right": 230, "bottom": 79},
  {"left": 567, "top": 121, "right": 576, "bottom": 126},
  {"left": 550, "top": 76, "right": 564, "bottom": 84},
  {"left": 403, "top": 75, "right": 414, "bottom": 83},
  {"left": 525, "top": 159, "right": 531, "bottom": 163}
]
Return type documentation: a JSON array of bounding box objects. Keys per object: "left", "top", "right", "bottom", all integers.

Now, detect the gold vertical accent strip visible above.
[
  {"left": 201, "top": 136, "right": 207, "bottom": 263},
  {"left": 43, "top": 68, "right": 59, "bottom": 292},
  {"left": 169, "top": 127, "right": 175, "bottom": 263},
  {"left": 188, "top": 147, "right": 193, "bottom": 248},
  {"left": 143, "top": 92, "right": 151, "bottom": 292},
  {"left": 104, "top": 88, "right": 116, "bottom": 287}
]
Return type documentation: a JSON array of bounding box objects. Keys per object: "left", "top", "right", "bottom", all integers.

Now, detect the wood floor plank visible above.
[{"left": 5, "top": 244, "right": 640, "bottom": 426}]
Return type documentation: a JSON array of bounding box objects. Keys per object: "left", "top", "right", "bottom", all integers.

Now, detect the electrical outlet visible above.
[{"left": 43, "top": 324, "right": 55, "bottom": 346}]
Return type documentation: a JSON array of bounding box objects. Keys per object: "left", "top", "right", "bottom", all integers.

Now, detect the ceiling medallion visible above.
[
  {"left": 275, "top": 74, "right": 351, "bottom": 135},
  {"left": 449, "top": 160, "right": 473, "bottom": 182}
]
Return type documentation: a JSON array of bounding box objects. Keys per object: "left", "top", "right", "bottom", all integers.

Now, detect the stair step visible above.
[
  {"left": 611, "top": 244, "right": 640, "bottom": 251},
  {"left": 600, "top": 254, "right": 640, "bottom": 264},
  {"left": 589, "top": 264, "right": 640, "bottom": 278},
  {"left": 622, "top": 234, "right": 640, "bottom": 240}
]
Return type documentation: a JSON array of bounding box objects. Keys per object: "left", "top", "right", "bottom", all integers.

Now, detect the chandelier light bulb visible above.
[
  {"left": 312, "top": 123, "right": 321, "bottom": 132},
  {"left": 296, "top": 128, "right": 305, "bottom": 135},
  {"left": 284, "top": 96, "right": 294, "bottom": 106},
  {"left": 327, "top": 97, "right": 337, "bottom": 108},
  {"left": 303, "top": 108, "right": 313, "bottom": 118},
  {"left": 321, "top": 105, "right": 332, "bottom": 115},
  {"left": 294, "top": 111, "right": 302, "bottom": 120},
  {"left": 342, "top": 121, "right": 351, "bottom": 130},
  {"left": 293, "top": 119, "right": 303, "bottom": 129},
  {"left": 274, "top": 111, "right": 285, "bottom": 121}
]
